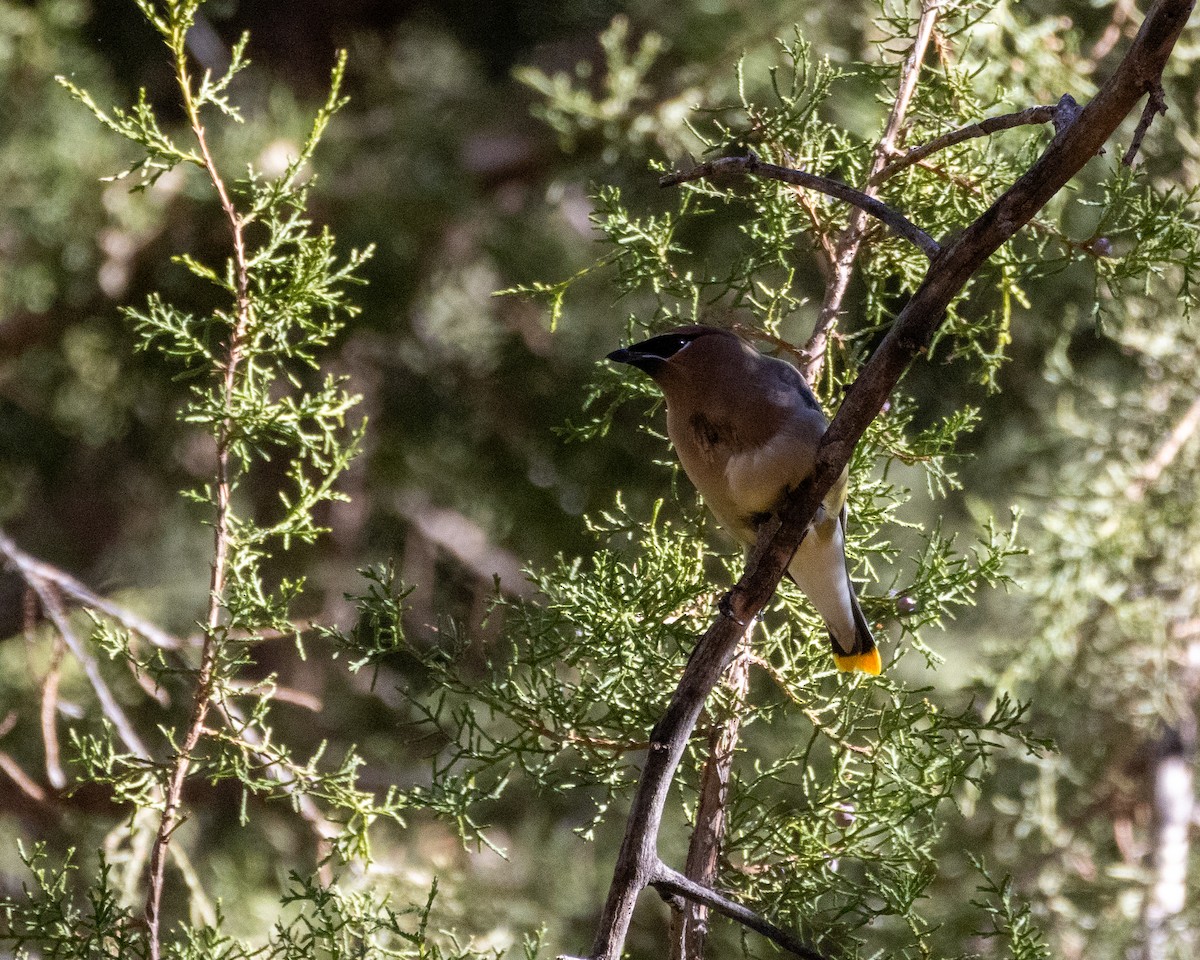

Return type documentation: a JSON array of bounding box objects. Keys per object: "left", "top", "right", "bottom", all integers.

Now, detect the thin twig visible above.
[
  {"left": 145, "top": 39, "right": 256, "bottom": 956},
  {"left": 1091, "top": 0, "right": 1141, "bottom": 64},
  {"left": 0, "top": 750, "right": 48, "bottom": 803},
  {"left": 1128, "top": 391, "right": 1200, "bottom": 501},
  {"left": 652, "top": 861, "right": 830, "bottom": 960},
  {"left": 1, "top": 526, "right": 338, "bottom": 878},
  {"left": 527, "top": 719, "right": 655, "bottom": 754},
  {"left": 660, "top": 153, "right": 941, "bottom": 260},
  {"left": 0, "top": 529, "right": 181, "bottom": 651},
  {"left": 215, "top": 698, "right": 337, "bottom": 879},
  {"left": 40, "top": 634, "right": 68, "bottom": 789},
  {"left": 26, "top": 576, "right": 152, "bottom": 761},
  {"left": 872, "top": 98, "right": 1077, "bottom": 183},
  {"left": 1122, "top": 81, "right": 1167, "bottom": 165},
  {"left": 226, "top": 681, "right": 324, "bottom": 713},
  {"left": 792, "top": 187, "right": 839, "bottom": 268},
  {"left": 802, "top": 0, "right": 943, "bottom": 384},
  {"left": 586, "top": 2, "right": 1194, "bottom": 956}
]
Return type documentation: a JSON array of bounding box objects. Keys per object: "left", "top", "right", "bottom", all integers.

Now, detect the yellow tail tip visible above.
[{"left": 834, "top": 648, "right": 882, "bottom": 675}]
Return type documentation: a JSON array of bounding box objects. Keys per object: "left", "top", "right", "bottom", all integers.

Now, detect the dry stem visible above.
[
  {"left": 669, "top": 634, "right": 752, "bottom": 960},
  {"left": 660, "top": 154, "right": 941, "bottom": 259},
  {"left": 653, "top": 862, "right": 828, "bottom": 960},
  {"left": 803, "top": 0, "right": 942, "bottom": 384},
  {"left": 1123, "top": 81, "right": 1168, "bottom": 164},
  {"left": 144, "top": 45, "right": 255, "bottom": 957},
  {"left": 871, "top": 99, "right": 1076, "bottom": 183},
  {"left": 39, "top": 634, "right": 67, "bottom": 789},
  {"left": 0, "top": 529, "right": 180, "bottom": 652}
]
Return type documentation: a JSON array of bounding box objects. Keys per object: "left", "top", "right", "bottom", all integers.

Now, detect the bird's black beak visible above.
[{"left": 606, "top": 346, "right": 663, "bottom": 374}]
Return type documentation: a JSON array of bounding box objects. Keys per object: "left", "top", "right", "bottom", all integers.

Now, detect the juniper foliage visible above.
[
  {"left": 2, "top": 1, "right": 1198, "bottom": 959},
  {"left": 1, "top": 1, "right": 504, "bottom": 958}
]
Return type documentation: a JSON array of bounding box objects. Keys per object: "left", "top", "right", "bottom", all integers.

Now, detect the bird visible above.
[{"left": 607, "top": 324, "right": 881, "bottom": 674}]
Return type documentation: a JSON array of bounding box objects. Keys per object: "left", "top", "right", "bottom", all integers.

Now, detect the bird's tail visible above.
[{"left": 830, "top": 595, "right": 881, "bottom": 675}]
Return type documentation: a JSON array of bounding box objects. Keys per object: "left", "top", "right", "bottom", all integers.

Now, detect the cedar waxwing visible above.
[{"left": 608, "top": 325, "right": 881, "bottom": 674}]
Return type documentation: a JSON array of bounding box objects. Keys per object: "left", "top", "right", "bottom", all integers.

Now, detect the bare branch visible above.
[
  {"left": 1, "top": 528, "right": 338, "bottom": 881},
  {"left": 0, "top": 530, "right": 156, "bottom": 765},
  {"left": 0, "top": 750, "right": 48, "bottom": 803},
  {"left": 27, "top": 576, "right": 152, "bottom": 761},
  {"left": 872, "top": 97, "right": 1078, "bottom": 183},
  {"left": 660, "top": 153, "right": 941, "bottom": 260},
  {"left": 652, "top": 862, "right": 830, "bottom": 960},
  {"left": 40, "top": 634, "right": 68, "bottom": 790},
  {"left": 802, "top": 0, "right": 942, "bottom": 383},
  {"left": 1128, "top": 392, "right": 1200, "bottom": 501},
  {"left": 0, "top": 528, "right": 182, "bottom": 651},
  {"left": 669, "top": 636, "right": 751, "bottom": 960},
  {"left": 1123, "top": 81, "right": 1168, "bottom": 165},
  {"left": 585, "top": 1, "right": 1195, "bottom": 956}
]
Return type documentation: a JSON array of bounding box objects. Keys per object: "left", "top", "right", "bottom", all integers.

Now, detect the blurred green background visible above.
[{"left": 2, "top": 0, "right": 1199, "bottom": 956}]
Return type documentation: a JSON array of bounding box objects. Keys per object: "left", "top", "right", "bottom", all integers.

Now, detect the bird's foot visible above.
[{"left": 718, "top": 589, "right": 746, "bottom": 625}]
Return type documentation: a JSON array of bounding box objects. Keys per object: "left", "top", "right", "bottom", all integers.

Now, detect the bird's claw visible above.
[{"left": 718, "top": 590, "right": 746, "bottom": 626}]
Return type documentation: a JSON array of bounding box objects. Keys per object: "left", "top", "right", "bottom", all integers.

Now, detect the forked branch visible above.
[
  {"left": 871, "top": 96, "right": 1080, "bottom": 183},
  {"left": 653, "top": 862, "right": 829, "bottom": 960}
]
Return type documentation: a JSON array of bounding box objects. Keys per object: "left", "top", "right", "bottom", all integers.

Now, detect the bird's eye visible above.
[{"left": 638, "top": 332, "right": 696, "bottom": 360}]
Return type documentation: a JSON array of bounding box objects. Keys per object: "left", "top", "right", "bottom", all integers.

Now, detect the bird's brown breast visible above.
[{"left": 688, "top": 411, "right": 732, "bottom": 456}]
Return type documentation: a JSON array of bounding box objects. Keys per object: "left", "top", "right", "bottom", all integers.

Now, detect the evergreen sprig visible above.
[{"left": 3, "top": 3, "right": 510, "bottom": 960}]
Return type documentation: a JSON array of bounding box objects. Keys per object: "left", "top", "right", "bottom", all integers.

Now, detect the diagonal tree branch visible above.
[
  {"left": 668, "top": 634, "right": 752, "bottom": 960},
  {"left": 667, "top": 16, "right": 960, "bottom": 949},
  {"left": 1, "top": 531, "right": 339, "bottom": 881},
  {"left": 584, "top": 1, "right": 1195, "bottom": 957},
  {"left": 871, "top": 98, "right": 1078, "bottom": 184},
  {"left": 660, "top": 153, "right": 941, "bottom": 259},
  {"left": 652, "top": 861, "right": 829, "bottom": 960},
  {"left": 26, "top": 576, "right": 152, "bottom": 762}
]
